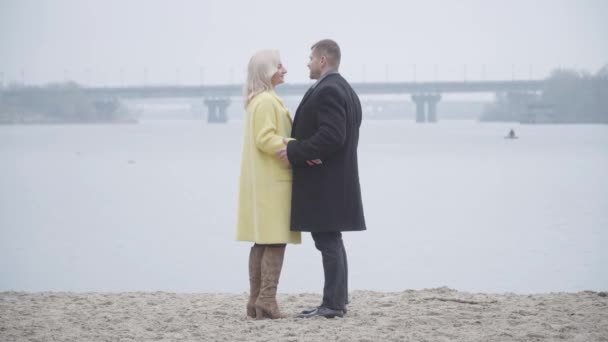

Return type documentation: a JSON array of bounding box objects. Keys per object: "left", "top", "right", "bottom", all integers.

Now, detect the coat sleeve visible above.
[
  {"left": 286, "top": 86, "right": 346, "bottom": 164},
  {"left": 252, "top": 97, "right": 289, "bottom": 155}
]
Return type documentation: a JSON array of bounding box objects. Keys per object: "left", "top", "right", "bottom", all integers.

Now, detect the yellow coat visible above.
[{"left": 236, "top": 91, "right": 301, "bottom": 244}]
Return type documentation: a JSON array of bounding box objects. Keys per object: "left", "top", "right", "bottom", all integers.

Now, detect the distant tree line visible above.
[
  {"left": 481, "top": 65, "right": 608, "bottom": 123},
  {"left": 0, "top": 82, "right": 138, "bottom": 124}
]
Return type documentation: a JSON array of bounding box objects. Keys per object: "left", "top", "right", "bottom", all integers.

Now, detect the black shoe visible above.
[
  {"left": 301, "top": 306, "right": 347, "bottom": 315},
  {"left": 300, "top": 307, "right": 318, "bottom": 315},
  {"left": 297, "top": 306, "right": 344, "bottom": 319}
]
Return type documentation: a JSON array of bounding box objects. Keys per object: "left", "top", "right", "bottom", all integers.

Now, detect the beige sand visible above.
[{"left": 1, "top": 288, "right": 607, "bottom": 341}]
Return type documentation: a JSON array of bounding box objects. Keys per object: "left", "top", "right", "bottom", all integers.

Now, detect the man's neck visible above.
[{"left": 319, "top": 68, "right": 338, "bottom": 78}]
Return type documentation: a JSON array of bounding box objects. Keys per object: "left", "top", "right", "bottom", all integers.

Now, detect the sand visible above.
[{"left": 1, "top": 288, "right": 607, "bottom": 342}]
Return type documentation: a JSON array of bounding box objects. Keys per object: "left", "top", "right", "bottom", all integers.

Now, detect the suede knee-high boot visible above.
[
  {"left": 247, "top": 244, "right": 265, "bottom": 318},
  {"left": 254, "top": 245, "right": 286, "bottom": 319}
]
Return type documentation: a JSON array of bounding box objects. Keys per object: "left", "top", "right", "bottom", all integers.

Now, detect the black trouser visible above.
[{"left": 311, "top": 232, "right": 348, "bottom": 311}]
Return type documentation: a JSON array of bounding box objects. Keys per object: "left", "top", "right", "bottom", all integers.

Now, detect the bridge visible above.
[
  {"left": 4, "top": 80, "right": 547, "bottom": 123},
  {"left": 86, "top": 80, "right": 545, "bottom": 123}
]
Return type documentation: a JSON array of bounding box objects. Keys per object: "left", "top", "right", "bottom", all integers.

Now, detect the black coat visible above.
[{"left": 287, "top": 73, "right": 366, "bottom": 232}]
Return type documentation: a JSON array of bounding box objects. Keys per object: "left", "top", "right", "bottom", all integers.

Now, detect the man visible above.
[{"left": 277, "top": 39, "right": 366, "bottom": 318}]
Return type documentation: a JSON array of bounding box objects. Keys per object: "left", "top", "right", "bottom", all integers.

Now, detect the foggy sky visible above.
[{"left": 1, "top": 0, "right": 607, "bottom": 86}]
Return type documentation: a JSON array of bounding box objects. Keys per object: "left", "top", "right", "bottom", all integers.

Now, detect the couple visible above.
[{"left": 236, "top": 39, "right": 366, "bottom": 319}]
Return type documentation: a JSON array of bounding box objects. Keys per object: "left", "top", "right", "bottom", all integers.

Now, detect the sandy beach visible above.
[{"left": 1, "top": 288, "right": 607, "bottom": 341}]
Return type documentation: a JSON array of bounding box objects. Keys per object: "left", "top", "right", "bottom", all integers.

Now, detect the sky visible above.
[{"left": 1, "top": 0, "right": 607, "bottom": 86}]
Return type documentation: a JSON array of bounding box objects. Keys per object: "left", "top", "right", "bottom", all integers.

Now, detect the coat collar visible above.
[
  {"left": 268, "top": 90, "right": 284, "bottom": 106},
  {"left": 268, "top": 90, "right": 293, "bottom": 123},
  {"left": 298, "top": 72, "right": 340, "bottom": 109},
  {"left": 311, "top": 69, "right": 339, "bottom": 89}
]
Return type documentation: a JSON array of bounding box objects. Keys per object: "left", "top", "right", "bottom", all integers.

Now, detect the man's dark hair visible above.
[{"left": 311, "top": 39, "right": 341, "bottom": 68}]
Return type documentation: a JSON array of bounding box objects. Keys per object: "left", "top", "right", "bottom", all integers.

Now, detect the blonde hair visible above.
[{"left": 244, "top": 49, "right": 280, "bottom": 108}]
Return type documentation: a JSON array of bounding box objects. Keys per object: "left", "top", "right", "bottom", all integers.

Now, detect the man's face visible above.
[{"left": 307, "top": 50, "right": 323, "bottom": 80}]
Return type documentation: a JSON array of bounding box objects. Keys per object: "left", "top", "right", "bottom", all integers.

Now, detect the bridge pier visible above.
[
  {"left": 427, "top": 94, "right": 441, "bottom": 122},
  {"left": 204, "top": 98, "right": 231, "bottom": 123},
  {"left": 412, "top": 95, "right": 427, "bottom": 123},
  {"left": 411, "top": 94, "right": 441, "bottom": 123}
]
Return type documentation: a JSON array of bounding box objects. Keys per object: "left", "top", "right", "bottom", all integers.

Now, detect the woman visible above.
[{"left": 236, "top": 49, "right": 301, "bottom": 319}]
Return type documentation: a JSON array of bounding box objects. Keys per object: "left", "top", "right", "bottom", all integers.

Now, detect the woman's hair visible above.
[{"left": 244, "top": 49, "right": 280, "bottom": 108}]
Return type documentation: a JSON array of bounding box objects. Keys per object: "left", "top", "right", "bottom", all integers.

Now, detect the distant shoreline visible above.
[{"left": 0, "top": 119, "right": 138, "bottom": 125}]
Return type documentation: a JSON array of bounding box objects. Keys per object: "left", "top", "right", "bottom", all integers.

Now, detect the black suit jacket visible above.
[{"left": 287, "top": 73, "right": 366, "bottom": 232}]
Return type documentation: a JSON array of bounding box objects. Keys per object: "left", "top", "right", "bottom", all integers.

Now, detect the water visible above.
[{"left": 1, "top": 120, "right": 607, "bottom": 294}]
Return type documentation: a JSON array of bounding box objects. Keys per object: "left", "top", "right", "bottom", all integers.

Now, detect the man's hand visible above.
[
  {"left": 306, "top": 159, "right": 323, "bottom": 166},
  {"left": 278, "top": 138, "right": 322, "bottom": 166}
]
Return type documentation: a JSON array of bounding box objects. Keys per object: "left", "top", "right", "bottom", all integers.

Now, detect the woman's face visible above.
[{"left": 271, "top": 63, "right": 287, "bottom": 86}]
